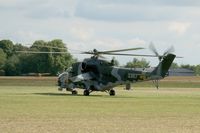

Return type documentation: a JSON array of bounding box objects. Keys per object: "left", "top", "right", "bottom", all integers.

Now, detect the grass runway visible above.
[{"left": 0, "top": 77, "right": 200, "bottom": 133}]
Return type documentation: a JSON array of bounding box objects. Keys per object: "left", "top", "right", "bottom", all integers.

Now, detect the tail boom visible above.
[{"left": 151, "top": 54, "right": 176, "bottom": 79}]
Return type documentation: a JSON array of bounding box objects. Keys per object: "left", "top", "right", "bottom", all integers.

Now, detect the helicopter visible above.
[{"left": 57, "top": 44, "right": 178, "bottom": 96}]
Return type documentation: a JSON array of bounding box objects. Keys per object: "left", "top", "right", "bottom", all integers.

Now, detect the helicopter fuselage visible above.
[{"left": 59, "top": 57, "right": 155, "bottom": 92}]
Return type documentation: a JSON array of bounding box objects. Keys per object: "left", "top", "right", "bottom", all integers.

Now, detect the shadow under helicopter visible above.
[
  {"left": 33, "top": 92, "right": 140, "bottom": 99},
  {"left": 33, "top": 92, "right": 103, "bottom": 97}
]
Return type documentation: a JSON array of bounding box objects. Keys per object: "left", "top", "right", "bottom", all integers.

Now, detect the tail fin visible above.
[{"left": 151, "top": 54, "right": 176, "bottom": 79}]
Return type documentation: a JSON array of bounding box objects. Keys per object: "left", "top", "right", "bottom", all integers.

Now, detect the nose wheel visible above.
[{"left": 109, "top": 89, "right": 115, "bottom": 96}]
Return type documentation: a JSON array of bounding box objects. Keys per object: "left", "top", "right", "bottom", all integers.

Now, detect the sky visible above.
[{"left": 0, "top": 0, "right": 200, "bottom": 66}]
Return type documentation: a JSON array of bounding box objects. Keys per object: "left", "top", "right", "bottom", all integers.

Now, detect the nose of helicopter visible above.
[{"left": 57, "top": 72, "right": 69, "bottom": 89}]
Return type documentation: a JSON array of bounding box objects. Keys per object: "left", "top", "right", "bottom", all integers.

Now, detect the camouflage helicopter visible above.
[{"left": 57, "top": 44, "right": 178, "bottom": 96}]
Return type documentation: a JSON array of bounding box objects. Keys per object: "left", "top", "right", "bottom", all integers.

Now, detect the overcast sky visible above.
[{"left": 0, "top": 0, "right": 200, "bottom": 66}]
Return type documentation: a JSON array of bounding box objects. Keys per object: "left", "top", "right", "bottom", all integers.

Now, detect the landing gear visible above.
[
  {"left": 83, "top": 89, "right": 90, "bottom": 96},
  {"left": 109, "top": 89, "right": 115, "bottom": 96},
  {"left": 153, "top": 80, "right": 159, "bottom": 89},
  {"left": 125, "top": 83, "right": 131, "bottom": 90},
  {"left": 72, "top": 90, "right": 78, "bottom": 95}
]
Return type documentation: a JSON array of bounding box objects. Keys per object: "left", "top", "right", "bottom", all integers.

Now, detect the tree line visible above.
[
  {"left": 0, "top": 39, "right": 75, "bottom": 76},
  {"left": 170, "top": 63, "right": 200, "bottom": 76},
  {"left": 0, "top": 39, "right": 199, "bottom": 76},
  {"left": 125, "top": 59, "right": 200, "bottom": 75}
]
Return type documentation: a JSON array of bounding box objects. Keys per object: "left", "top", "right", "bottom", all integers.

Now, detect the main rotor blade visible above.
[
  {"left": 100, "top": 53, "right": 158, "bottom": 57},
  {"left": 80, "top": 52, "right": 157, "bottom": 57},
  {"left": 81, "top": 51, "right": 94, "bottom": 54},
  {"left": 33, "top": 45, "right": 67, "bottom": 50},
  {"left": 80, "top": 47, "right": 144, "bottom": 55},
  {"left": 103, "top": 53, "right": 183, "bottom": 58},
  {"left": 16, "top": 51, "right": 69, "bottom": 54},
  {"left": 99, "top": 47, "right": 144, "bottom": 53}
]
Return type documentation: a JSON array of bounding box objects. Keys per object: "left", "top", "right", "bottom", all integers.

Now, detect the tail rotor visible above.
[
  {"left": 163, "top": 45, "right": 175, "bottom": 56},
  {"left": 149, "top": 42, "right": 175, "bottom": 61}
]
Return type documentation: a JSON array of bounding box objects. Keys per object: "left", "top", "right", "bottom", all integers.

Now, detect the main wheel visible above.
[
  {"left": 72, "top": 90, "right": 78, "bottom": 95},
  {"left": 83, "top": 89, "right": 90, "bottom": 96},
  {"left": 109, "top": 89, "right": 115, "bottom": 96}
]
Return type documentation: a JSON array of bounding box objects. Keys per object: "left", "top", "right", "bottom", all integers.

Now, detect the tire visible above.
[
  {"left": 109, "top": 90, "right": 115, "bottom": 96},
  {"left": 83, "top": 89, "right": 90, "bottom": 96}
]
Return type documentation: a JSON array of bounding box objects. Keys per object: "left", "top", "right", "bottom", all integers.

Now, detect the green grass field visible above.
[{"left": 0, "top": 77, "right": 200, "bottom": 133}]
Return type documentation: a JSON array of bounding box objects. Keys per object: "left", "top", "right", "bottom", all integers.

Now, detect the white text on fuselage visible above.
[{"left": 127, "top": 73, "right": 137, "bottom": 79}]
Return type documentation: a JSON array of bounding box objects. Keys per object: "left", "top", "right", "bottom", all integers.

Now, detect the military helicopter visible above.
[{"left": 57, "top": 44, "right": 178, "bottom": 96}]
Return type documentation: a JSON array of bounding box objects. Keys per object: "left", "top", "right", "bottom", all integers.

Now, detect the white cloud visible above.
[
  {"left": 0, "top": 0, "right": 200, "bottom": 65},
  {"left": 168, "top": 22, "right": 191, "bottom": 35},
  {"left": 92, "top": 38, "right": 124, "bottom": 50},
  {"left": 0, "top": 0, "right": 27, "bottom": 6},
  {"left": 75, "top": 1, "right": 200, "bottom": 22},
  {"left": 94, "top": 0, "right": 200, "bottom": 6},
  {"left": 12, "top": 31, "right": 48, "bottom": 44},
  {"left": 69, "top": 23, "right": 95, "bottom": 42},
  {"left": 127, "top": 38, "right": 146, "bottom": 46},
  {"left": 26, "top": 7, "right": 69, "bottom": 19}
]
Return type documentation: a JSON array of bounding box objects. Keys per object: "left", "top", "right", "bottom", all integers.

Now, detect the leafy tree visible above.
[
  {"left": 194, "top": 65, "right": 200, "bottom": 76},
  {"left": 170, "top": 62, "right": 179, "bottom": 69},
  {"left": 25, "top": 39, "right": 75, "bottom": 75},
  {"left": 180, "top": 64, "right": 195, "bottom": 70},
  {"left": 47, "top": 39, "right": 75, "bottom": 74},
  {"left": 125, "top": 58, "right": 150, "bottom": 68},
  {"left": 0, "top": 48, "right": 6, "bottom": 68},
  {"left": 0, "top": 39, "right": 77, "bottom": 76},
  {"left": 13, "top": 43, "right": 29, "bottom": 53},
  {"left": 0, "top": 40, "right": 14, "bottom": 57},
  {"left": 4, "top": 55, "right": 20, "bottom": 76},
  {"left": 0, "top": 48, "right": 6, "bottom": 75}
]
